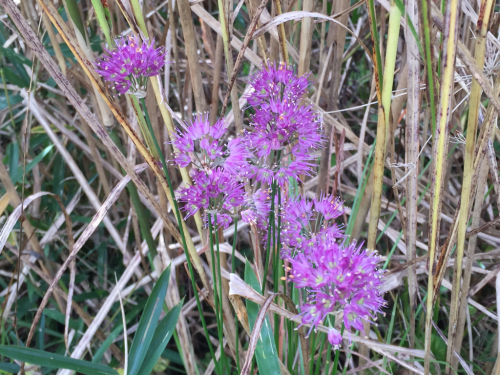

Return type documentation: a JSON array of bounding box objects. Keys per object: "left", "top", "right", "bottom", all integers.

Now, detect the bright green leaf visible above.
[
  {"left": 244, "top": 260, "right": 282, "bottom": 375},
  {"left": 0, "top": 346, "right": 119, "bottom": 375},
  {"left": 137, "top": 301, "right": 183, "bottom": 375},
  {"left": 127, "top": 265, "right": 171, "bottom": 375}
]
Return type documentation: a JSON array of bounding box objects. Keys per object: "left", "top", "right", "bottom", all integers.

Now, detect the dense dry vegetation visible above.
[{"left": 0, "top": 0, "right": 499, "bottom": 374}]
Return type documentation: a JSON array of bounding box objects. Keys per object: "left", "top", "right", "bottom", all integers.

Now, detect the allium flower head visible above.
[
  {"left": 242, "top": 61, "right": 323, "bottom": 186},
  {"left": 96, "top": 35, "right": 166, "bottom": 96},
  {"left": 284, "top": 239, "right": 386, "bottom": 347},
  {"left": 281, "top": 194, "right": 345, "bottom": 254},
  {"left": 177, "top": 168, "right": 246, "bottom": 229},
  {"left": 241, "top": 189, "right": 272, "bottom": 230},
  {"left": 171, "top": 114, "right": 251, "bottom": 177}
]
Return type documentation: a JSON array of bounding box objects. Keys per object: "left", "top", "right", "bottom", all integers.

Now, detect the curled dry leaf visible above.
[
  {"left": 253, "top": 11, "right": 374, "bottom": 66},
  {"left": 0, "top": 192, "right": 73, "bottom": 256},
  {"left": 240, "top": 292, "right": 276, "bottom": 375},
  {"left": 229, "top": 273, "right": 428, "bottom": 374},
  {"left": 23, "top": 163, "right": 149, "bottom": 351}
]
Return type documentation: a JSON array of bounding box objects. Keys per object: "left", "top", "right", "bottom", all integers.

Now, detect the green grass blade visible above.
[
  {"left": 345, "top": 141, "right": 376, "bottom": 238},
  {"left": 0, "top": 360, "right": 20, "bottom": 373},
  {"left": 137, "top": 301, "right": 183, "bottom": 375},
  {"left": 393, "top": 0, "right": 424, "bottom": 56},
  {"left": 421, "top": 0, "right": 437, "bottom": 135},
  {"left": 382, "top": 296, "right": 398, "bottom": 371},
  {"left": 0, "top": 346, "right": 118, "bottom": 375},
  {"left": 128, "top": 265, "right": 172, "bottom": 375},
  {"left": 367, "top": 0, "right": 383, "bottom": 92},
  {"left": 9, "top": 145, "right": 54, "bottom": 186},
  {"left": 64, "top": 0, "right": 86, "bottom": 40},
  {"left": 244, "top": 260, "right": 281, "bottom": 375},
  {"left": 90, "top": 0, "right": 113, "bottom": 46}
]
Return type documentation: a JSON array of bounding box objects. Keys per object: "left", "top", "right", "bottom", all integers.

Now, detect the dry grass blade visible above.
[
  {"left": 405, "top": 0, "right": 419, "bottom": 351},
  {"left": 191, "top": 4, "right": 261, "bottom": 66},
  {"left": 221, "top": 0, "right": 268, "bottom": 115},
  {"left": 25, "top": 93, "right": 129, "bottom": 258},
  {"left": 229, "top": 273, "right": 427, "bottom": 368},
  {"left": 432, "top": 70, "right": 500, "bottom": 302},
  {"left": 0, "top": 191, "right": 73, "bottom": 256},
  {"left": 116, "top": 274, "right": 128, "bottom": 375},
  {"left": 0, "top": 153, "right": 45, "bottom": 257},
  {"left": 487, "top": 140, "right": 500, "bottom": 208},
  {"left": 253, "top": 11, "right": 374, "bottom": 65},
  {"left": 424, "top": 0, "right": 460, "bottom": 369},
  {"left": 446, "top": 0, "right": 494, "bottom": 371},
  {"left": 2, "top": 0, "right": 499, "bottom": 372},
  {"left": 297, "top": 0, "right": 313, "bottom": 75},
  {"left": 465, "top": 216, "right": 500, "bottom": 239},
  {"left": 23, "top": 163, "right": 148, "bottom": 353},
  {"left": 64, "top": 259, "right": 76, "bottom": 353},
  {"left": 176, "top": 0, "right": 207, "bottom": 112},
  {"left": 240, "top": 292, "right": 277, "bottom": 375},
  {"left": 2, "top": 0, "right": 183, "bottom": 246}
]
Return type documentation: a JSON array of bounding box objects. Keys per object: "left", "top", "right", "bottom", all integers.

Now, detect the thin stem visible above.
[
  {"left": 421, "top": 0, "right": 437, "bottom": 136},
  {"left": 274, "top": 186, "right": 282, "bottom": 351},
  {"left": 231, "top": 218, "right": 241, "bottom": 373},
  {"left": 139, "top": 97, "right": 219, "bottom": 371},
  {"left": 324, "top": 316, "right": 335, "bottom": 375},
  {"left": 309, "top": 330, "right": 316, "bottom": 375},
  {"left": 262, "top": 179, "right": 277, "bottom": 295},
  {"left": 314, "top": 333, "right": 326, "bottom": 375},
  {"left": 214, "top": 214, "right": 227, "bottom": 373},
  {"left": 336, "top": 323, "right": 346, "bottom": 375},
  {"left": 208, "top": 214, "right": 223, "bottom": 375}
]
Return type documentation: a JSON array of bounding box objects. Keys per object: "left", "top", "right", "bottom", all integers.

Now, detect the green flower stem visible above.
[
  {"left": 214, "top": 215, "right": 229, "bottom": 373},
  {"left": 274, "top": 186, "right": 282, "bottom": 352},
  {"left": 262, "top": 179, "right": 277, "bottom": 295},
  {"left": 421, "top": 0, "right": 437, "bottom": 136},
  {"left": 208, "top": 214, "right": 223, "bottom": 375},
  {"left": 214, "top": 215, "right": 224, "bottom": 335},
  {"left": 309, "top": 330, "right": 316, "bottom": 375},
  {"left": 262, "top": 150, "right": 281, "bottom": 295},
  {"left": 333, "top": 322, "right": 345, "bottom": 375},
  {"left": 231, "top": 218, "right": 241, "bottom": 373},
  {"left": 286, "top": 319, "right": 294, "bottom": 371},
  {"left": 89, "top": 0, "right": 113, "bottom": 46},
  {"left": 314, "top": 333, "right": 326, "bottom": 375},
  {"left": 139, "top": 97, "right": 218, "bottom": 371},
  {"left": 130, "top": 95, "right": 160, "bottom": 161},
  {"left": 324, "top": 316, "right": 335, "bottom": 375},
  {"left": 345, "top": 141, "right": 376, "bottom": 238}
]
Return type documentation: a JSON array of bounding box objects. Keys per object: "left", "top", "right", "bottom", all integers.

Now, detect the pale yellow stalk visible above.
[
  {"left": 424, "top": 0, "right": 460, "bottom": 371},
  {"left": 366, "top": 0, "right": 401, "bottom": 250},
  {"left": 446, "top": 0, "right": 494, "bottom": 371}
]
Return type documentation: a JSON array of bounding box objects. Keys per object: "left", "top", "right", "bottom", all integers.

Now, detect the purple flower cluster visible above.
[
  {"left": 171, "top": 114, "right": 248, "bottom": 228},
  {"left": 280, "top": 194, "right": 385, "bottom": 347},
  {"left": 241, "top": 189, "right": 272, "bottom": 230},
  {"left": 93, "top": 42, "right": 386, "bottom": 346},
  {"left": 169, "top": 61, "right": 324, "bottom": 229},
  {"left": 171, "top": 114, "right": 250, "bottom": 177},
  {"left": 177, "top": 168, "right": 246, "bottom": 229},
  {"left": 96, "top": 35, "right": 166, "bottom": 95},
  {"left": 281, "top": 194, "right": 345, "bottom": 253},
  {"left": 241, "top": 62, "right": 323, "bottom": 187}
]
